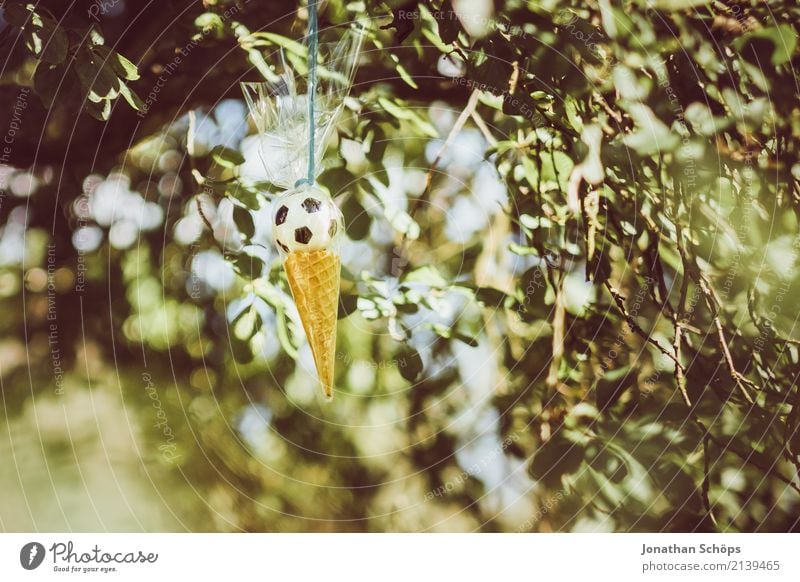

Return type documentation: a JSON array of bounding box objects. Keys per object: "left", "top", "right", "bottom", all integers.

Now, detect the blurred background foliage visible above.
[{"left": 1, "top": 0, "right": 799, "bottom": 532}]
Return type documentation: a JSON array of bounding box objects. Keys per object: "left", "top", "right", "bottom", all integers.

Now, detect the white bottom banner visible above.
[{"left": 1, "top": 534, "right": 798, "bottom": 580}]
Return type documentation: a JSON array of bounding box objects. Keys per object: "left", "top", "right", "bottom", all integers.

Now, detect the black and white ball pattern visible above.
[{"left": 272, "top": 187, "right": 343, "bottom": 253}]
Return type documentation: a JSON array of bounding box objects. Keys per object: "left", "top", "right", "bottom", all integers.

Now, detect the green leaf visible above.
[
  {"left": 394, "top": 300, "right": 419, "bottom": 314},
  {"left": 7, "top": 4, "right": 68, "bottom": 64},
  {"left": 508, "top": 242, "right": 540, "bottom": 256},
  {"left": 341, "top": 193, "right": 371, "bottom": 240},
  {"left": 112, "top": 52, "right": 140, "bottom": 81},
  {"left": 393, "top": 59, "right": 419, "bottom": 89},
  {"left": 429, "top": 323, "right": 478, "bottom": 346},
  {"left": 433, "top": 0, "right": 464, "bottom": 44},
  {"left": 736, "top": 24, "right": 799, "bottom": 66},
  {"left": 647, "top": 0, "right": 709, "bottom": 10},
  {"left": 92, "top": 45, "right": 139, "bottom": 81},
  {"left": 684, "top": 102, "right": 728, "bottom": 136},
  {"left": 397, "top": 346, "right": 423, "bottom": 382},
  {"left": 520, "top": 157, "right": 539, "bottom": 189},
  {"left": 385, "top": 207, "right": 420, "bottom": 239},
  {"left": 320, "top": 167, "right": 357, "bottom": 198},
  {"left": 89, "top": 28, "right": 105, "bottom": 45},
  {"left": 540, "top": 150, "right": 574, "bottom": 191},
  {"left": 518, "top": 267, "right": 550, "bottom": 318},
  {"left": 231, "top": 253, "right": 264, "bottom": 280},
  {"left": 379, "top": 3, "right": 417, "bottom": 43},
  {"left": 246, "top": 48, "right": 281, "bottom": 83},
  {"left": 195, "top": 12, "right": 226, "bottom": 39},
  {"left": 451, "top": 329, "right": 479, "bottom": 347},
  {"left": 364, "top": 124, "right": 388, "bottom": 164},
  {"left": 402, "top": 265, "right": 447, "bottom": 287},
  {"left": 275, "top": 305, "right": 299, "bottom": 359},
  {"left": 75, "top": 48, "right": 119, "bottom": 101},
  {"left": 468, "top": 41, "right": 512, "bottom": 96},
  {"left": 474, "top": 286, "right": 508, "bottom": 307},
  {"left": 595, "top": 367, "right": 636, "bottom": 411},
  {"left": 28, "top": 16, "right": 68, "bottom": 64},
  {"left": 519, "top": 214, "right": 544, "bottom": 231},
  {"left": 233, "top": 205, "right": 255, "bottom": 240},
  {"left": 210, "top": 145, "right": 246, "bottom": 168},
  {"left": 613, "top": 65, "right": 649, "bottom": 102},
  {"left": 377, "top": 97, "right": 438, "bottom": 138},
  {"left": 337, "top": 293, "right": 359, "bottom": 319},
  {"left": 530, "top": 437, "right": 586, "bottom": 488},
  {"left": 622, "top": 104, "right": 681, "bottom": 156},
  {"left": 33, "top": 61, "right": 73, "bottom": 107},
  {"left": 233, "top": 305, "right": 260, "bottom": 341},
  {"left": 118, "top": 81, "right": 145, "bottom": 111},
  {"left": 86, "top": 97, "right": 112, "bottom": 121},
  {"left": 372, "top": 36, "right": 419, "bottom": 88},
  {"left": 3, "top": 4, "right": 35, "bottom": 27},
  {"left": 598, "top": 0, "right": 631, "bottom": 39},
  {"left": 227, "top": 182, "right": 261, "bottom": 210},
  {"left": 248, "top": 32, "right": 308, "bottom": 58}
]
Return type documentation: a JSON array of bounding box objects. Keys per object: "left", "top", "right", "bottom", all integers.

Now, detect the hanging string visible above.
[{"left": 299, "top": 0, "right": 319, "bottom": 188}]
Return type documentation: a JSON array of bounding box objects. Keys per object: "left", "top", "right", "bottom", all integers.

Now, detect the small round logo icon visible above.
[{"left": 20, "top": 542, "right": 46, "bottom": 570}]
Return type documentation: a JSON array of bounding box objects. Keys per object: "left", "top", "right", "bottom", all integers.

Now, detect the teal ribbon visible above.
[{"left": 296, "top": 0, "right": 318, "bottom": 189}]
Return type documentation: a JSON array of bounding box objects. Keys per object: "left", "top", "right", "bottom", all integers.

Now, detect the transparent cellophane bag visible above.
[{"left": 240, "top": 28, "right": 362, "bottom": 192}]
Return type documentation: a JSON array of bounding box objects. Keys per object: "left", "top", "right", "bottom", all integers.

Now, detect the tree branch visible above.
[
  {"left": 697, "top": 276, "right": 756, "bottom": 405},
  {"left": 603, "top": 280, "right": 685, "bottom": 373},
  {"left": 406, "top": 88, "right": 481, "bottom": 225}
]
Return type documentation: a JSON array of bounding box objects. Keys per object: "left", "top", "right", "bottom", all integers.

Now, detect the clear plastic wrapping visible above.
[
  {"left": 240, "top": 26, "right": 361, "bottom": 399},
  {"left": 241, "top": 29, "right": 362, "bottom": 191}
]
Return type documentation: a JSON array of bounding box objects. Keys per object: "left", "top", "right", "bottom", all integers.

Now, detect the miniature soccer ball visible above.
[{"left": 272, "top": 186, "right": 343, "bottom": 254}]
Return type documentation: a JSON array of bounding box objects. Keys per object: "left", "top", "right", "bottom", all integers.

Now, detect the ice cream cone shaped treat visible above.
[
  {"left": 272, "top": 186, "right": 344, "bottom": 398},
  {"left": 240, "top": 27, "right": 361, "bottom": 400}
]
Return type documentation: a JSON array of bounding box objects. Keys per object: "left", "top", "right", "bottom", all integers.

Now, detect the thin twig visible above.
[
  {"left": 603, "top": 281, "right": 685, "bottom": 372},
  {"left": 644, "top": 237, "right": 674, "bottom": 319},
  {"left": 196, "top": 195, "right": 215, "bottom": 233},
  {"left": 407, "top": 89, "right": 481, "bottom": 224},
  {"left": 673, "top": 222, "right": 692, "bottom": 407},
  {"left": 672, "top": 303, "right": 691, "bottom": 407},
  {"left": 781, "top": 369, "right": 800, "bottom": 479},
  {"left": 547, "top": 274, "right": 565, "bottom": 390},
  {"left": 508, "top": 60, "right": 520, "bottom": 96},
  {"left": 701, "top": 432, "right": 719, "bottom": 528},
  {"left": 697, "top": 277, "right": 756, "bottom": 404},
  {"left": 470, "top": 110, "right": 498, "bottom": 147},
  {"left": 592, "top": 92, "right": 622, "bottom": 124},
  {"left": 696, "top": 419, "right": 800, "bottom": 496},
  {"left": 188, "top": 109, "right": 216, "bottom": 241}
]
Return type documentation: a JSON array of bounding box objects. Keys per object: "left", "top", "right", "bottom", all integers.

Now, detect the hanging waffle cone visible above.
[{"left": 284, "top": 249, "right": 340, "bottom": 398}]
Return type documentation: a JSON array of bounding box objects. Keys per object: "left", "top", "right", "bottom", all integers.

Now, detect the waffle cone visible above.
[{"left": 284, "top": 249, "right": 340, "bottom": 398}]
